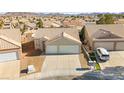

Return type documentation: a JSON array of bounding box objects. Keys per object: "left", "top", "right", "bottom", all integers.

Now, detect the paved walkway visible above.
[{"left": 40, "top": 54, "right": 83, "bottom": 80}]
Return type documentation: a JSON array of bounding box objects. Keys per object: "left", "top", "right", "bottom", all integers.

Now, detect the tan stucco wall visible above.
[
  {"left": 0, "top": 60, "right": 20, "bottom": 79},
  {"left": 93, "top": 41, "right": 114, "bottom": 50},
  {"left": 93, "top": 39, "right": 124, "bottom": 51}
]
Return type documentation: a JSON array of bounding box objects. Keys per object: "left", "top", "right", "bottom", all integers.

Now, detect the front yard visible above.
[
  {"left": 20, "top": 56, "right": 45, "bottom": 76},
  {"left": 20, "top": 41, "right": 45, "bottom": 76}
]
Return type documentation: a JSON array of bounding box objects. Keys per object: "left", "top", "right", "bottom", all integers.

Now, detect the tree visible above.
[
  {"left": 97, "top": 14, "right": 104, "bottom": 18},
  {"left": 104, "top": 14, "right": 114, "bottom": 24},
  {"left": 96, "top": 17, "right": 106, "bottom": 24},
  {"left": 79, "top": 26, "right": 85, "bottom": 41},
  {"left": 96, "top": 14, "right": 114, "bottom": 24},
  {"left": 0, "top": 20, "right": 3, "bottom": 29},
  {"left": 36, "top": 19, "right": 43, "bottom": 28},
  {"left": 20, "top": 24, "right": 27, "bottom": 35}
]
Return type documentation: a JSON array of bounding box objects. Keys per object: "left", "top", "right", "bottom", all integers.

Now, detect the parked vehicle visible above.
[{"left": 96, "top": 48, "right": 110, "bottom": 61}]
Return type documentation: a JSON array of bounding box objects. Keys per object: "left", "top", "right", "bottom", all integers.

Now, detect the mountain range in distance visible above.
[{"left": 0, "top": 12, "right": 124, "bottom": 16}]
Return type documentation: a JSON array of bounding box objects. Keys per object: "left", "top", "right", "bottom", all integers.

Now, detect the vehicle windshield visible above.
[{"left": 98, "top": 49, "right": 109, "bottom": 56}]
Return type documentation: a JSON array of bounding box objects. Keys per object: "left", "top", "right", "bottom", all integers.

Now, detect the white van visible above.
[{"left": 96, "top": 48, "right": 110, "bottom": 61}]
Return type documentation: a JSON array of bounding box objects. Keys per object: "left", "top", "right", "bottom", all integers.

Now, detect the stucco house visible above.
[
  {"left": 0, "top": 29, "right": 21, "bottom": 79},
  {"left": 83, "top": 24, "right": 124, "bottom": 51},
  {"left": 32, "top": 28, "right": 82, "bottom": 54}
]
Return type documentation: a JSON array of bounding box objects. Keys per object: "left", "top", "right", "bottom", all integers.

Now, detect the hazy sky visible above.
[{"left": 0, "top": 0, "right": 124, "bottom": 12}]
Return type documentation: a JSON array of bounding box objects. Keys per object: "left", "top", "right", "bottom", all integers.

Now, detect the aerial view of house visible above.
[
  {"left": 0, "top": 29, "right": 21, "bottom": 79},
  {"left": 32, "top": 28, "right": 82, "bottom": 54},
  {"left": 0, "top": 12, "right": 124, "bottom": 80},
  {"left": 84, "top": 24, "right": 124, "bottom": 51},
  {"left": 1, "top": 1, "right": 124, "bottom": 93}
]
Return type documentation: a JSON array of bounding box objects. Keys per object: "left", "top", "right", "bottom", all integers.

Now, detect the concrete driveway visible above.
[
  {"left": 99, "top": 51, "right": 124, "bottom": 69},
  {"left": 40, "top": 54, "right": 83, "bottom": 80}
]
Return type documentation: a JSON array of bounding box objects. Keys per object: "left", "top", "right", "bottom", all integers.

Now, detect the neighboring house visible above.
[
  {"left": 21, "top": 30, "right": 36, "bottom": 43},
  {"left": 43, "top": 21, "right": 52, "bottom": 28},
  {"left": 63, "top": 19, "right": 84, "bottom": 27},
  {"left": 43, "top": 20, "right": 63, "bottom": 28},
  {"left": 25, "top": 22, "right": 37, "bottom": 30},
  {"left": 3, "top": 22, "right": 12, "bottom": 29},
  {"left": 11, "top": 20, "right": 20, "bottom": 29},
  {"left": 84, "top": 24, "right": 124, "bottom": 51},
  {"left": 0, "top": 29, "right": 21, "bottom": 79},
  {"left": 51, "top": 21, "right": 63, "bottom": 27},
  {"left": 32, "top": 28, "right": 82, "bottom": 54},
  {"left": 3, "top": 19, "right": 13, "bottom": 29}
]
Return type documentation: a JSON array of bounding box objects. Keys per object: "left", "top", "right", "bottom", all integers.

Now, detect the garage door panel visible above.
[
  {"left": 59, "top": 45, "right": 79, "bottom": 54},
  {"left": 46, "top": 45, "right": 57, "bottom": 54},
  {"left": 94, "top": 42, "right": 114, "bottom": 50},
  {"left": 0, "top": 52, "right": 18, "bottom": 62},
  {"left": 116, "top": 42, "right": 124, "bottom": 50}
]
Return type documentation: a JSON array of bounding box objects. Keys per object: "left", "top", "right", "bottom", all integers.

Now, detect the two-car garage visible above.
[
  {"left": 93, "top": 40, "right": 124, "bottom": 51},
  {"left": 94, "top": 42, "right": 114, "bottom": 51},
  {"left": 46, "top": 45, "right": 80, "bottom": 54},
  {"left": 45, "top": 35, "right": 81, "bottom": 54}
]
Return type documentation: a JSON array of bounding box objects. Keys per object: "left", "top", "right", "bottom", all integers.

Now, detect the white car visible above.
[{"left": 96, "top": 48, "right": 110, "bottom": 61}]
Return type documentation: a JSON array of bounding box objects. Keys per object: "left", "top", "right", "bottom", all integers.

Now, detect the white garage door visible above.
[
  {"left": 0, "top": 52, "right": 18, "bottom": 62},
  {"left": 116, "top": 42, "right": 124, "bottom": 50},
  {"left": 94, "top": 42, "right": 114, "bottom": 50},
  {"left": 46, "top": 45, "right": 57, "bottom": 54},
  {"left": 59, "top": 45, "right": 79, "bottom": 54}
]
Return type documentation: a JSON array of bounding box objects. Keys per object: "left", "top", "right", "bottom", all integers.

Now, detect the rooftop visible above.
[
  {"left": 33, "top": 28, "right": 80, "bottom": 41},
  {"left": 0, "top": 29, "right": 21, "bottom": 43},
  {"left": 85, "top": 24, "right": 124, "bottom": 39}
]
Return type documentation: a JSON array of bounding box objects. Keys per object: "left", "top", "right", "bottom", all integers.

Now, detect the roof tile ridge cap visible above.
[{"left": 63, "top": 32, "right": 81, "bottom": 43}]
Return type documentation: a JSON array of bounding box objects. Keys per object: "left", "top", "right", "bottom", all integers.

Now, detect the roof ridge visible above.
[
  {"left": 46, "top": 32, "right": 81, "bottom": 44},
  {"left": 63, "top": 32, "right": 81, "bottom": 44}
]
